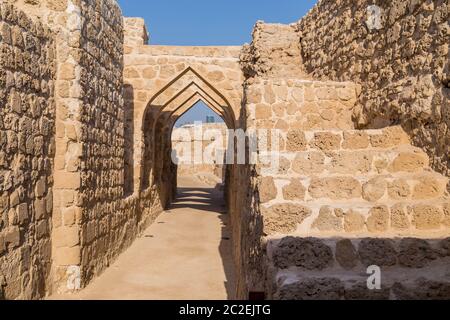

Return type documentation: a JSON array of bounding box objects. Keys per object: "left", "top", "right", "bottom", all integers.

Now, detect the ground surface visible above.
[{"left": 50, "top": 175, "right": 235, "bottom": 300}]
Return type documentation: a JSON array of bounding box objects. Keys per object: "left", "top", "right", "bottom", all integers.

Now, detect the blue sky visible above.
[{"left": 118, "top": 0, "right": 317, "bottom": 124}]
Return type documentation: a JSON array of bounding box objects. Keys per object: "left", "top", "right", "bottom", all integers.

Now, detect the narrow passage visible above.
[{"left": 51, "top": 175, "right": 235, "bottom": 300}]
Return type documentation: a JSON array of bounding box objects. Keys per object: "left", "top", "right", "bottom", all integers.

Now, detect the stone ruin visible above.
[{"left": 0, "top": 0, "right": 449, "bottom": 300}]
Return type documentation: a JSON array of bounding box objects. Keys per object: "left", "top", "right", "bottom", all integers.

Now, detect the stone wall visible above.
[
  {"left": 2, "top": 0, "right": 156, "bottom": 297},
  {"left": 0, "top": 3, "right": 56, "bottom": 299},
  {"left": 241, "top": 22, "right": 306, "bottom": 79},
  {"left": 297, "top": 0, "right": 449, "bottom": 178},
  {"left": 77, "top": 0, "right": 130, "bottom": 286},
  {"left": 241, "top": 74, "right": 450, "bottom": 300}
]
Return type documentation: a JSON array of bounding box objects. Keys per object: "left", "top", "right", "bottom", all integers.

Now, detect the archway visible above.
[
  {"left": 135, "top": 67, "right": 239, "bottom": 298},
  {"left": 140, "top": 67, "right": 237, "bottom": 211}
]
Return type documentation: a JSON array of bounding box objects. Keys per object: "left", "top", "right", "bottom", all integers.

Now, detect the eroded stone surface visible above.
[
  {"left": 272, "top": 237, "right": 333, "bottom": 270},
  {"left": 358, "top": 239, "right": 397, "bottom": 267},
  {"left": 276, "top": 278, "right": 344, "bottom": 300},
  {"left": 335, "top": 239, "right": 359, "bottom": 270}
]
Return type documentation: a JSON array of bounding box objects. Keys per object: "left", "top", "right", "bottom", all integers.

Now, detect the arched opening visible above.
[
  {"left": 140, "top": 68, "right": 237, "bottom": 209},
  {"left": 138, "top": 68, "right": 238, "bottom": 298}
]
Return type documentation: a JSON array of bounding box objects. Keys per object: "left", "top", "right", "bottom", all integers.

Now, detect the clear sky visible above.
[
  {"left": 117, "top": 0, "right": 317, "bottom": 46},
  {"left": 117, "top": 0, "right": 317, "bottom": 124}
]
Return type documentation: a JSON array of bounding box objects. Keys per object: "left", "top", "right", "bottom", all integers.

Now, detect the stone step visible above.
[{"left": 267, "top": 236, "right": 450, "bottom": 300}]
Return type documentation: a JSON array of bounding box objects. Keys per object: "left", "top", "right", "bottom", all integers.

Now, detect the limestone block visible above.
[
  {"left": 277, "top": 278, "right": 344, "bottom": 300},
  {"left": 262, "top": 204, "right": 312, "bottom": 235},
  {"left": 335, "top": 239, "right": 359, "bottom": 270},
  {"left": 358, "top": 239, "right": 398, "bottom": 267},
  {"left": 310, "top": 132, "right": 342, "bottom": 151},
  {"left": 258, "top": 177, "right": 277, "bottom": 203},
  {"left": 344, "top": 282, "right": 391, "bottom": 300},
  {"left": 388, "top": 179, "right": 411, "bottom": 200},
  {"left": 292, "top": 152, "right": 325, "bottom": 175},
  {"left": 391, "top": 204, "right": 410, "bottom": 230},
  {"left": 390, "top": 151, "right": 429, "bottom": 173},
  {"left": 330, "top": 151, "right": 372, "bottom": 174},
  {"left": 286, "top": 129, "right": 307, "bottom": 152},
  {"left": 282, "top": 179, "right": 306, "bottom": 201},
  {"left": 34, "top": 198, "right": 47, "bottom": 221},
  {"left": 392, "top": 279, "right": 450, "bottom": 300},
  {"left": 255, "top": 103, "right": 272, "bottom": 119},
  {"left": 4, "top": 227, "right": 21, "bottom": 250},
  {"left": 342, "top": 131, "right": 370, "bottom": 149},
  {"left": 312, "top": 206, "right": 343, "bottom": 232},
  {"left": 54, "top": 172, "right": 80, "bottom": 190},
  {"left": 412, "top": 205, "right": 443, "bottom": 230},
  {"left": 370, "top": 127, "right": 410, "bottom": 148},
  {"left": 412, "top": 176, "right": 445, "bottom": 199},
  {"left": 366, "top": 206, "right": 390, "bottom": 232},
  {"left": 273, "top": 237, "right": 334, "bottom": 270},
  {"left": 362, "top": 177, "right": 387, "bottom": 202},
  {"left": 54, "top": 246, "right": 81, "bottom": 266},
  {"left": 309, "top": 177, "right": 362, "bottom": 200},
  {"left": 398, "top": 238, "right": 437, "bottom": 268}
]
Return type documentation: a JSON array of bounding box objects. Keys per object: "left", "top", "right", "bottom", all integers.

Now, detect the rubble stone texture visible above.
[
  {"left": 297, "top": 0, "right": 450, "bottom": 179},
  {"left": 0, "top": 0, "right": 449, "bottom": 300}
]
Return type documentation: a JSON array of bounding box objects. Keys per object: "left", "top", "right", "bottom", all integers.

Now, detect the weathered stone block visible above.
[
  {"left": 366, "top": 206, "right": 390, "bottom": 232},
  {"left": 255, "top": 103, "right": 272, "bottom": 119},
  {"left": 54, "top": 226, "right": 80, "bottom": 248},
  {"left": 370, "top": 127, "right": 410, "bottom": 149},
  {"left": 54, "top": 172, "right": 80, "bottom": 190},
  {"left": 258, "top": 177, "right": 277, "bottom": 203},
  {"left": 17, "top": 203, "right": 29, "bottom": 225},
  {"left": 390, "top": 152, "right": 428, "bottom": 173},
  {"left": 344, "top": 283, "right": 391, "bottom": 300},
  {"left": 344, "top": 210, "right": 366, "bottom": 232},
  {"left": 398, "top": 238, "right": 437, "bottom": 268},
  {"left": 310, "top": 132, "right": 342, "bottom": 150},
  {"left": 362, "top": 177, "right": 387, "bottom": 202},
  {"left": 312, "top": 206, "right": 343, "bottom": 232},
  {"left": 329, "top": 151, "right": 372, "bottom": 174},
  {"left": 391, "top": 204, "right": 410, "bottom": 230},
  {"left": 262, "top": 204, "right": 312, "bottom": 235},
  {"left": 34, "top": 198, "right": 47, "bottom": 221},
  {"left": 412, "top": 205, "right": 443, "bottom": 230},
  {"left": 388, "top": 179, "right": 411, "bottom": 200},
  {"left": 335, "top": 239, "right": 359, "bottom": 270},
  {"left": 309, "top": 177, "right": 362, "bottom": 200},
  {"left": 342, "top": 131, "right": 370, "bottom": 149},
  {"left": 412, "top": 176, "right": 445, "bottom": 199},
  {"left": 4, "top": 227, "right": 21, "bottom": 249},
  {"left": 393, "top": 279, "right": 450, "bottom": 300},
  {"left": 286, "top": 129, "right": 307, "bottom": 152},
  {"left": 273, "top": 237, "right": 334, "bottom": 270},
  {"left": 54, "top": 246, "right": 81, "bottom": 266},
  {"left": 358, "top": 239, "right": 397, "bottom": 267},
  {"left": 292, "top": 152, "right": 325, "bottom": 175},
  {"left": 277, "top": 278, "right": 344, "bottom": 300},
  {"left": 282, "top": 179, "right": 305, "bottom": 201}
]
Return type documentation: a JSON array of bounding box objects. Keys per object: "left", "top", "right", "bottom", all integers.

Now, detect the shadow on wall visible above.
[
  {"left": 124, "top": 84, "right": 135, "bottom": 197},
  {"left": 171, "top": 185, "right": 236, "bottom": 299}
]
